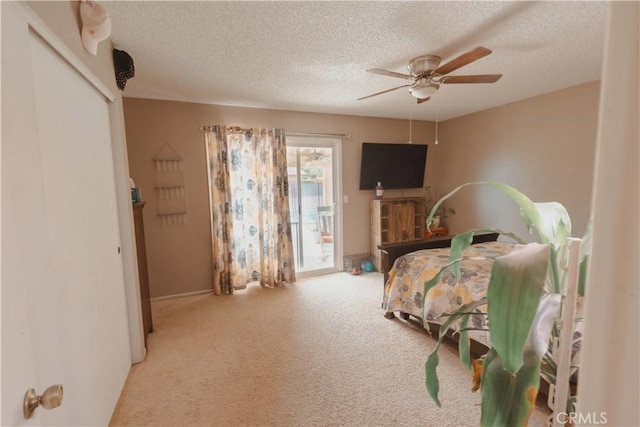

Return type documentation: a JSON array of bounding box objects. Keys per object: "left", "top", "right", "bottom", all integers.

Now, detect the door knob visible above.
[{"left": 23, "top": 384, "right": 63, "bottom": 419}]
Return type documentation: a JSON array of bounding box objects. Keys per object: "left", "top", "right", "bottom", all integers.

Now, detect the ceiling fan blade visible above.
[
  {"left": 357, "top": 83, "right": 413, "bottom": 101},
  {"left": 434, "top": 46, "right": 492, "bottom": 76},
  {"left": 367, "top": 68, "right": 413, "bottom": 80},
  {"left": 416, "top": 96, "right": 431, "bottom": 104},
  {"left": 440, "top": 74, "right": 503, "bottom": 84}
]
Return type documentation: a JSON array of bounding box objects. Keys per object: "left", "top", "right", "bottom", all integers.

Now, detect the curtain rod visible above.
[
  {"left": 200, "top": 125, "right": 253, "bottom": 132},
  {"left": 286, "top": 132, "right": 352, "bottom": 139},
  {"left": 200, "top": 127, "right": 351, "bottom": 139}
]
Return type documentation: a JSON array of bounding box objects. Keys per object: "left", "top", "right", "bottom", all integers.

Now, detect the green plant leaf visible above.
[
  {"left": 427, "top": 182, "right": 573, "bottom": 246},
  {"left": 578, "top": 256, "right": 588, "bottom": 297},
  {"left": 428, "top": 182, "right": 540, "bottom": 237},
  {"left": 548, "top": 245, "right": 562, "bottom": 294},
  {"left": 425, "top": 344, "right": 442, "bottom": 407},
  {"left": 424, "top": 181, "right": 576, "bottom": 426},
  {"left": 447, "top": 228, "right": 526, "bottom": 277},
  {"left": 487, "top": 243, "right": 550, "bottom": 374},
  {"left": 480, "top": 348, "right": 541, "bottom": 427},
  {"left": 448, "top": 231, "right": 476, "bottom": 277},
  {"left": 451, "top": 297, "right": 491, "bottom": 375},
  {"left": 534, "top": 202, "right": 572, "bottom": 246},
  {"left": 480, "top": 294, "right": 560, "bottom": 427},
  {"left": 458, "top": 327, "right": 489, "bottom": 332},
  {"left": 422, "top": 260, "right": 468, "bottom": 333},
  {"left": 449, "top": 230, "right": 489, "bottom": 277},
  {"left": 578, "top": 218, "right": 593, "bottom": 297},
  {"left": 480, "top": 348, "right": 530, "bottom": 426},
  {"left": 423, "top": 257, "right": 465, "bottom": 303},
  {"left": 458, "top": 314, "right": 472, "bottom": 373},
  {"left": 527, "top": 294, "right": 562, "bottom": 358},
  {"left": 425, "top": 318, "right": 458, "bottom": 406},
  {"left": 425, "top": 298, "right": 488, "bottom": 406}
]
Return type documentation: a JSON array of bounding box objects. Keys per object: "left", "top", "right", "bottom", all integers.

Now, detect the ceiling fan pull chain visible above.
[
  {"left": 409, "top": 110, "right": 413, "bottom": 144},
  {"left": 435, "top": 101, "right": 439, "bottom": 145}
]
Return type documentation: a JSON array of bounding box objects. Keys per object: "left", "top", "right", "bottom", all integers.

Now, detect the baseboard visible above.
[{"left": 151, "top": 289, "right": 213, "bottom": 302}]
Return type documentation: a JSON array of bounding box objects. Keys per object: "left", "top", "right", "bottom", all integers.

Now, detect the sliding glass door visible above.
[{"left": 286, "top": 136, "right": 342, "bottom": 276}]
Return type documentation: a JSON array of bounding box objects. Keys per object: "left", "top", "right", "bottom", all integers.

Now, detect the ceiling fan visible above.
[
  {"left": 300, "top": 148, "right": 330, "bottom": 162},
  {"left": 357, "top": 46, "right": 502, "bottom": 104}
]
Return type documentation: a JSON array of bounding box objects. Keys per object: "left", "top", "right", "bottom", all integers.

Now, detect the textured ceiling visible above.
[{"left": 107, "top": 1, "right": 607, "bottom": 121}]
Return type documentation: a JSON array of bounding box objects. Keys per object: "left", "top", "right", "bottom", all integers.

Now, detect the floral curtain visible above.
[{"left": 205, "top": 125, "right": 296, "bottom": 295}]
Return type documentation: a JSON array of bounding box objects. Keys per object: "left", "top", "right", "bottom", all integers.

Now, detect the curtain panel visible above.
[{"left": 205, "top": 125, "right": 296, "bottom": 295}]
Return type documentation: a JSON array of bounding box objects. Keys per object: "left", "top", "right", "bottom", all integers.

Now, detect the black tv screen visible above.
[{"left": 359, "top": 143, "right": 428, "bottom": 190}]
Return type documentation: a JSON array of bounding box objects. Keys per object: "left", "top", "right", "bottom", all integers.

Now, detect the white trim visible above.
[
  {"left": 577, "top": 3, "right": 639, "bottom": 424},
  {"left": 295, "top": 267, "right": 341, "bottom": 280},
  {"left": 110, "top": 97, "right": 146, "bottom": 364},
  {"left": 18, "top": 2, "right": 115, "bottom": 102},
  {"left": 333, "top": 139, "right": 344, "bottom": 271},
  {"left": 552, "top": 238, "right": 582, "bottom": 427},
  {"left": 151, "top": 289, "right": 213, "bottom": 302}
]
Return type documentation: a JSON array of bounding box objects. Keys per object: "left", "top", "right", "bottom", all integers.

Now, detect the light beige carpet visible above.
[{"left": 110, "top": 272, "right": 550, "bottom": 427}]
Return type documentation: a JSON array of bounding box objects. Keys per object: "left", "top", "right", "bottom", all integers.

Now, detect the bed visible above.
[
  {"left": 378, "top": 233, "right": 508, "bottom": 354},
  {"left": 378, "top": 233, "right": 582, "bottom": 400}
]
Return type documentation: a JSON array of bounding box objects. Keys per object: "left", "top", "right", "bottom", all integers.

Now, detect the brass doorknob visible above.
[{"left": 23, "top": 384, "right": 63, "bottom": 419}]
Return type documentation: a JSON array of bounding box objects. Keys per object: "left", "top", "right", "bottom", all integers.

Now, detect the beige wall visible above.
[
  {"left": 123, "top": 99, "right": 437, "bottom": 297},
  {"left": 124, "top": 82, "right": 600, "bottom": 298},
  {"left": 438, "top": 81, "right": 600, "bottom": 241}
]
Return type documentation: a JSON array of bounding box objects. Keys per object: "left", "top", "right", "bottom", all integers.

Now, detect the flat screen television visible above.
[{"left": 359, "top": 142, "right": 428, "bottom": 190}]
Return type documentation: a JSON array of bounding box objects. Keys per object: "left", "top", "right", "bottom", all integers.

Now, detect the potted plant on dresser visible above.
[{"left": 424, "top": 185, "right": 456, "bottom": 237}]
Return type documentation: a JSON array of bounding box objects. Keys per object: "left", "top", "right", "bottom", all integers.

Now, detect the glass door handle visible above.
[{"left": 23, "top": 384, "right": 63, "bottom": 419}]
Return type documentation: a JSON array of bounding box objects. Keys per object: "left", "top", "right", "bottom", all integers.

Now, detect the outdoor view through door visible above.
[{"left": 286, "top": 141, "right": 338, "bottom": 274}]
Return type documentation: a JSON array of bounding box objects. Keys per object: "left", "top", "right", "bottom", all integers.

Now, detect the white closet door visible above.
[{"left": 1, "top": 3, "right": 131, "bottom": 425}]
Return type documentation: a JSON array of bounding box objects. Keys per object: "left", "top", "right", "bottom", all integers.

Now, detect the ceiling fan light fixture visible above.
[
  {"left": 359, "top": 46, "right": 499, "bottom": 103},
  {"left": 410, "top": 83, "right": 439, "bottom": 99}
]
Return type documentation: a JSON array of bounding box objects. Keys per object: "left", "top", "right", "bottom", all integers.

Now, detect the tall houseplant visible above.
[{"left": 424, "top": 182, "right": 589, "bottom": 426}]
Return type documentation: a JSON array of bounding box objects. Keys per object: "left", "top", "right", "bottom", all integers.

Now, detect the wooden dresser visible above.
[
  {"left": 133, "top": 202, "right": 153, "bottom": 346},
  {"left": 370, "top": 197, "right": 425, "bottom": 271}
]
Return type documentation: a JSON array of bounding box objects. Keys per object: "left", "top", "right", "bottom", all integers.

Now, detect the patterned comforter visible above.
[{"left": 382, "top": 241, "right": 515, "bottom": 347}]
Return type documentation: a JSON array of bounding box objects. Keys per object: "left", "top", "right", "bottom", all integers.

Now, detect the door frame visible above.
[
  {"left": 286, "top": 134, "right": 343, "bottom": 277},
  {"left": 7, "top": 2, "right": 146, "bottom": 363}
]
